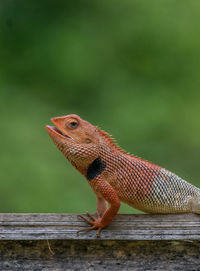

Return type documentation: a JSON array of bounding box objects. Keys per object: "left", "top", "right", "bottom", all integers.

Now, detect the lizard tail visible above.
[{"left": 190, "top": 197, "right": 200, "bottom": 214}]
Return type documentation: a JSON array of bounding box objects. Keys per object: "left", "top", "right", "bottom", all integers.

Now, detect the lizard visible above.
[{"left": 46, "top": 114, "right": 200, "bottom": 235}]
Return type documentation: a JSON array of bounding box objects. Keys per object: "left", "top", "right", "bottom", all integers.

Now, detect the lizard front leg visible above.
[{"left": 78, "top": 176, "right": 120, "bottom": 235}]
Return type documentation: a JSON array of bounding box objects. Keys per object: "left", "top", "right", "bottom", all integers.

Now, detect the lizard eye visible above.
[{"left": 69, "top": 121, "right": 79, "bottom": 129}]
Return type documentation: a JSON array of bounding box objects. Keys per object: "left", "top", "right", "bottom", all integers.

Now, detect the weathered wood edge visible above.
[{"left": 0, "top": 213, "right": 199, "bottom": 241}]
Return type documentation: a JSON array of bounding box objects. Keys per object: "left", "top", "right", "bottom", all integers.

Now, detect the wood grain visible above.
[{"left": 0, "top": 213, "right": 200, "bottom": 240}]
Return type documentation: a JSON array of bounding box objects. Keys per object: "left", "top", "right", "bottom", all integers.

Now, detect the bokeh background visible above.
[{"left": 1, "top": 0, "right": 200, "bottom": 214}]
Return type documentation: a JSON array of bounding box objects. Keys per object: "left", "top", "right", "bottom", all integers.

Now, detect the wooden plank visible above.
[{"left": 0, "top": 213, "right": 200, "bottom": 240}]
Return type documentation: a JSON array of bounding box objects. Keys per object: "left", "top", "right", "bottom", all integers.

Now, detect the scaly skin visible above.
[{"left": 46, "top": 114, "right": 200, "bottom": 235}]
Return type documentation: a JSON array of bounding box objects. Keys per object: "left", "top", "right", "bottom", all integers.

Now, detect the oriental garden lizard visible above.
[{"left": 46, "top": 114, "right": 200, "bottom": 235}]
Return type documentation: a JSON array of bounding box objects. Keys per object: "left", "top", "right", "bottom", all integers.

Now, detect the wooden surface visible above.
[
  {"left": 0, "top": 213, "right": 200, "bottom": 270},
  {"left": 0, "top": 213, "right": 200, "bottom": 240}
]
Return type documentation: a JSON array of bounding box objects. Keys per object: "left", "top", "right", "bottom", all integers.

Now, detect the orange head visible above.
[
  {"left": 46, "top": 114, "right": 124, "bottom": 169},
  {"left": 46, "top": 114, "right": 102, "bottom": 167}
]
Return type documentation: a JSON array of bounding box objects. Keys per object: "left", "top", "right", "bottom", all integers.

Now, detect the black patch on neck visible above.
[{"left": 87, "top": 157, "right": 106, "bottom": 181}]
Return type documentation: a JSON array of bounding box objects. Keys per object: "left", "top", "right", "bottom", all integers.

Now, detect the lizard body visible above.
[{"left": 46, "top": 114, "right": 200, "bottom": 234}]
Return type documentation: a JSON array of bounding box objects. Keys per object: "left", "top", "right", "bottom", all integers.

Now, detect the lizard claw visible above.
[
  {"left": 77, "top": 213, "right": 103, "bottom": 235},
  {"left": 78, "top": 214, "right": 94, "bottom": 225},
  {"left": 86, "top": 212, "right": 97, "bottom": 221}
]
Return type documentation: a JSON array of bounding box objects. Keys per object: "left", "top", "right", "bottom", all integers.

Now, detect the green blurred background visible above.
[{"left": 0, "top": 0, "right": 200, "bottom": 214}]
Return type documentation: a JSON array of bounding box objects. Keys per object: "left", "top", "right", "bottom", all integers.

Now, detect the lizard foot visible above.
[{"left": 77, "top": 212, "right": 103, "bottom": 236}]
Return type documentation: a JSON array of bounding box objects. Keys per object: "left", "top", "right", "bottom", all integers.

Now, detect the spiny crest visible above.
[
  {"left": 95, "top": 126, "right": 154, "bottom": 165},
  {"left": 95, "top": 126, "right": 129, "bottom": 155}
]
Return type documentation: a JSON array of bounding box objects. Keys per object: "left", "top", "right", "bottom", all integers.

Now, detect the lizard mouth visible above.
[{"left": 46, "top": 125, "right": 72, "bottom": 140}]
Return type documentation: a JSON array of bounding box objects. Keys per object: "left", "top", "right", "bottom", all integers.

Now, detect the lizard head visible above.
[
  {"left": 46, "top": 114, "right": 126, "bottom": 169},
  {"left": 46, "top": 114, "right": 101, "bottom": 167}
]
